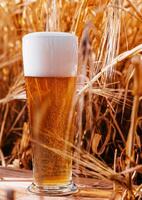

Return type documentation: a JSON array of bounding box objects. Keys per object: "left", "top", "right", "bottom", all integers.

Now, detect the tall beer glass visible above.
[{"left": 22, "top": 32, "right": 78, "bottom": 195}]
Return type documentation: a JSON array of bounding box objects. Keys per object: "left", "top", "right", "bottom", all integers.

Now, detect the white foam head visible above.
[{"left": 22, "top": 32, "right": 78, "bottom": 77}]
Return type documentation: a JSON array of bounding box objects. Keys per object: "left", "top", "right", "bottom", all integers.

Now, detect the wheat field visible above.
[{"left": 0, "top": 0, "right": 142, "bottom": 199}]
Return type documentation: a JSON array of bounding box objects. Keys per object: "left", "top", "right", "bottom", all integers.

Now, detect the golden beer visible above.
[
  {"left": 25, "top": 76, "right": 76, "bottom": 186},
  {"left": 22, "top": 32, "right": 78, "bottom": 194}
]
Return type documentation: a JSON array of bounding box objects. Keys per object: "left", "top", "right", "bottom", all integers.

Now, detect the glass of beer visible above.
[{"left": 22, "top": 32, "right": 78, "bottom": 195}]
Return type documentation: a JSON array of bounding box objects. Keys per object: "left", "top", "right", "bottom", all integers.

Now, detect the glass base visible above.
[{"left": 28, "top": 182, "right": 78, "bottom": 196}]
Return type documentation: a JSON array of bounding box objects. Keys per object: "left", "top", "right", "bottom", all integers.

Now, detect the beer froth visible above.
[{"left": 22, "top": 32, "right": 78, "bottom": 77}]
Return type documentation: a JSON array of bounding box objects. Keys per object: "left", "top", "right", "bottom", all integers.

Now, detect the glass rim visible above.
[{"left": 23, "top": 31, "right": 77, "bottom": 40}]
